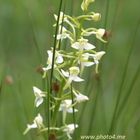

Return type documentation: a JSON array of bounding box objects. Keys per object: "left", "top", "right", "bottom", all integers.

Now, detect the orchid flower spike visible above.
[{"left": 73, "top": 90, "right": 89, "bottom": 103}]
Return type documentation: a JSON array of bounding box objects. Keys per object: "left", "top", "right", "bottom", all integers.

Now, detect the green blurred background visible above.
[{"left": 0, "top": 0, "right": 140, "bottom": 140}]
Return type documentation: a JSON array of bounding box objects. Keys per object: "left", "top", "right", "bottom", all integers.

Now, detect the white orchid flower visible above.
[
  {"left": 43, "top": 50, "right": 63, "bottom": 72},
  {"left": 81, "top": 28, "right": 106, "bottom": 42},
  {"left": 73, "top": 90, "right": 89, "bottom": 103},
  {"left": 59, "top": 99, "right": 78, "bottom": 124},
  {"left": 71, "top": 38, "right": 95, "bottom": 51},
  {"left": 90, "top": 51, "right": 106, "bottom": 73},
  {"left": 61, "top": 66, "right": 84, "bottom": 89},
  {"left": 92, "top": 51, "right": 106, "bottom": 64},
  {"left": 23, "top": 113, "right": 44, "bottom": 135},
  {"left": 33, "top": 86, "right": 46, "bottom": 107},
  {"left": 63, "top": 124, "right": 78, "bottom": 139},
  {"left": 79, "top": 53, "right": 95, "bottom": 68},
  {"left": 59, "top": 99, "right": 78, "bottom": 113},
  {"left": 57, "top": 32, "right": 70, "bottom": 40},
  {"left": 56, "top": 26, "right": 72, "bottom": 41}
]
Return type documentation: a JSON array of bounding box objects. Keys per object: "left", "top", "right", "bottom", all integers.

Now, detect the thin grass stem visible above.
[{"left": 49, "top": 0, "right": 63, "bottom": 138}]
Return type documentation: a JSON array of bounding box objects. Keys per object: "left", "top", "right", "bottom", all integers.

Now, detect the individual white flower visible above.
[
  {"left": 63, "top": 124, "right": 78, "bottom": 139},
  {"left": 73, "top": 90, "right": 89, "bottom": 103},
  {"left": 79, "top": 53, "right": 95, "bottom": 68},
  {"left": 59, "top": 99, "right": 78, "bottom": 113},
  {"left": 81, "top": 0, "right": 95, "bottom": 11},
  {"left": 61, "top": 66, "right": 84, "bottom": 89},
  {"left": 90, "top": 51, "right": 105, "bottom": 73},
  {"left": 23, "top": 113, "right": 44, "bottom": 135},
  {"left": 59, "top": 99, "right": 78, "bottom": 124},
  {"left": 43, "top": 50, "right": 63, "bottom": 72},
  {"left": 56, "top": 26, "right": 72, "bottom": 41},
  {"left": 81, "top": 12, "right": 101, "bottom": 21},
  {"left": 57, "top": 32, "right": 70, "bottom": 40},
  {"left": 33, "top": 86, "right": 46, "bottom": 107},
  {"left": 92, "top": 51, "right": 106, "bottom": 65},
  {"left": 81, "top": 28, "right": 106, "bottom": 42},
  {"left": 71, "top": 38, "right": 95, "bottom": 51}
]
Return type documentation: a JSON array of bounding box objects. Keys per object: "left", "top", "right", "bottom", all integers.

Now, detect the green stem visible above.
[
  {"left": 48, "top": 0, "right": 63, "bottom": 138},
  {"left": 71, "top": 84, "right": 76, "bottom": 126},
  {"left": 51, "top": 80, "right": 65, "bottom": 127}
]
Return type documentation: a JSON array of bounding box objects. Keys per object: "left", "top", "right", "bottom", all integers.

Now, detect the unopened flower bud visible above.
[
  {"left": 81, "top": 0, "right": 95, "bottom": 11},
  {"left": 96, "top": 28, "right": 105, "bottom": 39},
  {"left": 92, "top": 13, "right": 101, "bottom": 21}
]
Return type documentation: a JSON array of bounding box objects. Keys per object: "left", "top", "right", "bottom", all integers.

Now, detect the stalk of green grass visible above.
[
  {"left": 70, "top": 84, "right": 76, "bottom": 139},
  {"left": 69, "top": 0, "right": 77, "bottom": 138},
  {"left": 49, "top": 0, "right": 63, "bottom": 139}
]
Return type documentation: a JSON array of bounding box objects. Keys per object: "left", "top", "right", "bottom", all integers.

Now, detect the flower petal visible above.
[
  {"left": 84, "top": 42, "right": 95, "bottom": 50},
  {"left": 75, "top": 93, "right": 89, "bottom": 103},
  {"left": 61, "top": 69, "right": 69, "bottom": 77},
  {"left": 82, "top": 62, "right": 95, "bottom": 67},
  {"left": 35, "top": 97, "right": 43, "bottom": 107},
  {"left": 71, "top": 42, "right": 80, "bottom": 50},
  {"left": 67, "top": 108, "right": 78, "bottom": 113},
  {"left": 56, "top": 55, "right": 63, "bottom": 64},
  {"left": 73, "top": 76, "right": 84, "bottom": 82},
  {"left": 33, "top": 86, "right": 42, "bottom": 95}
]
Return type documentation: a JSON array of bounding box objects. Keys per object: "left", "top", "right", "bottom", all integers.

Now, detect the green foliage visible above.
[{"left": 0, "top": 0, "right": 140, "bottom": 140}]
